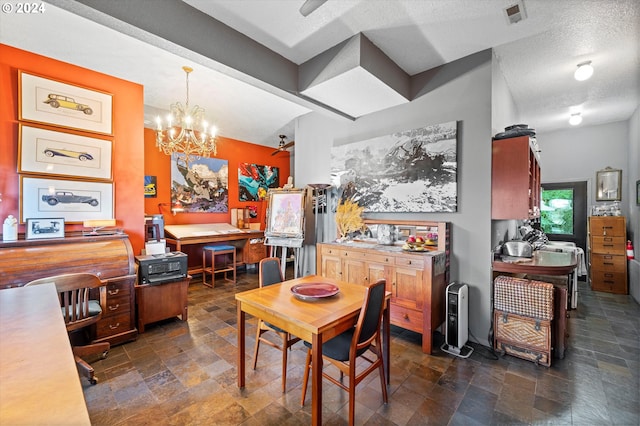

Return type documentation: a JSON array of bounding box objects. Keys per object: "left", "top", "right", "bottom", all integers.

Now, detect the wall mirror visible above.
[{"left": 595, "top": 167, "right": 622, "bottom": 201}]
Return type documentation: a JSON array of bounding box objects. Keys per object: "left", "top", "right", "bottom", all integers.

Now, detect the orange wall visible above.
[
  {"left": 0, "top": 44, "right": 289, "bottom": 257},
  {"left": 144, "top": 127, "right": 291, "bottom": 228},
  {"left": 0, "top": 44, "right": 145, "bottom": 253}
]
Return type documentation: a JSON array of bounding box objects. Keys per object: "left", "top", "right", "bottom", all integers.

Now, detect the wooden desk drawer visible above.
[
  {"left": 591, "top": 236, "right": 625, "bottom": 254},
  {"left": 105, "top": 280, "right": 131, "bottom": 298},
  {"left": 96, "top": 313, "right": 132, "bottom": 338},
  {"left": 341, "top": 250, "right": 367, "bottom": 260},
  {"left": 363, "top": 253, "right": 394, "bottom": 265},
  {"left": 390, "top": 304, "right": 423, "bottom": 334},
  {"left": 591, "top": 271, "right": 627, "bottom": 294},
  {"left": 244, "top": 242, "right": 266, "bottom": 264},
  {"left": 104, "top": 294, "right": 131, "bottom": 317},
  {"left": 321, "top": 246, "right": 340, "bottom": 256},
  {"left": 589, "top": 217, "right": 625, "bottom": 237},
  {"left": 591, "top": 254, "right": 626, "bottom": 271},
  {"left": 395, "top": 256, "right": 423, "bottom": 269}
]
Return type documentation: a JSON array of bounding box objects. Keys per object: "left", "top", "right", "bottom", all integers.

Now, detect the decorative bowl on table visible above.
[{"left": 291, "top": 283, "right": 340, "bottom": 301}]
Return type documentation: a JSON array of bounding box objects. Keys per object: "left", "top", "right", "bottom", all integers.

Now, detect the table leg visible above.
[
  {"left": 311, "top": 332, "right": 323, "bottom": 426},
  {"left": 237, "top": 305, "right": 246, "bottom": 388},
  {"left": 383, "top": 302, "right": 390, "bottom": 384}
]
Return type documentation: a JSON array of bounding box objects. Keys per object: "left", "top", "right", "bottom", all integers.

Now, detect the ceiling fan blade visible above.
[
  {"left": 282, "top": 141, "right": 295, "bottom": 149},
  {"left": 299, "top": 0, "right": 327, "bottom": 16},
  {"left": 271, "top": 148, "right": 282, "bottom": 156}
]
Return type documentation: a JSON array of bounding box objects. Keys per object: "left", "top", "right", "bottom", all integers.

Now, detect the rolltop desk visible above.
[{"left": 0, "top": 233, "right": 138, "bottom": 345}]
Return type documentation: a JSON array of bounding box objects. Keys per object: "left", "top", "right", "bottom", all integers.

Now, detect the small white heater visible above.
[{"left": 441, "top": 282, "right": 474, "bottom": 358}]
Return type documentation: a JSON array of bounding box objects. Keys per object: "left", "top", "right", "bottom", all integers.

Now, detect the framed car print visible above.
[
  {"left": 25, "top": 218, "right": 65, "bottom": 240},
  {"left": 20, "top": 176, "right": 114, "bottom": 223},
  {"left": 19, "top": 70, "right": 113, "bottom": 135},
  {"left": 18, "top": 124, "right": 113, "bottom": 181}
]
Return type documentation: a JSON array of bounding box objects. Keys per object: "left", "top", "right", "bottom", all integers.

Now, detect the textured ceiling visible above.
[{"left": 0, "top": 0, "right": 638, "bottom": 146}]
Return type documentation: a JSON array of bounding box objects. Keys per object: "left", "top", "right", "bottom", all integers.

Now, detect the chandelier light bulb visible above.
[
  {"left": 569, "top": 112, "right": 582, "bottom": 126},
  {"left": 574, "top": 61, "right": 594, "bottom": 81}
]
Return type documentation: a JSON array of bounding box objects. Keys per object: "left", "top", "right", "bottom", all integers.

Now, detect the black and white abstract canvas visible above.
[{"left": 330, "top": 121, "right": 458, "bottom": 213}]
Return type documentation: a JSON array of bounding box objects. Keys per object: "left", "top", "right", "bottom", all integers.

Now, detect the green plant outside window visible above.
[{"left": 541, "top": 189, "right": 574, "bottom": 235}]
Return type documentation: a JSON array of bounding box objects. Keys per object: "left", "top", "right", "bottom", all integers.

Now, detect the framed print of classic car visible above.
[
  {"left": 20, "top": 176, "right": 114, "bottom": 223},
  {"left": 25, "top": 218, "right": 65, "bottom": 240},
  {"left": 265, "top": 188, "right": 306, "bottom": 239},
  {"left": 19, "top": 70, "right": 113, "bottom": 135},
  {"left": 18, "top": 124, "right": 113, "bottom": 181}
]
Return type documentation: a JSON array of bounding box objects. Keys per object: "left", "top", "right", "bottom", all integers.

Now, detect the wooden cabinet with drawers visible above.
[
  {"left": 317, "top": 241, "right": 447, "bottom": 354},
  {"left": 588, "top": 216, "right": 627, "bottom": 294},
  {"left": 0, "top": 233, "right": 138, "bottom": 345}
]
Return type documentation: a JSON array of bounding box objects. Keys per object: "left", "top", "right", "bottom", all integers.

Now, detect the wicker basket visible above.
[
  {"left": 494, "top": 309, "right": 551, "bottom": 366},
  {"left": 494, "top": 275, "right": 554, "bottom": 320}
]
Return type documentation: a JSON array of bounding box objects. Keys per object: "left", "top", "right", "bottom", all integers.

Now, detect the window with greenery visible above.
[{"left": 541, "top": 189, "right": 574, "bottom": 235}]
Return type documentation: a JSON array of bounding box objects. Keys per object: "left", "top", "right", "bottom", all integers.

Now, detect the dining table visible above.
[
  {"left": 236, "top": 274, "right": 391, "bottom": 426},
  {"left": 0, "top": 283, "right": 91, "bottom": 425}
]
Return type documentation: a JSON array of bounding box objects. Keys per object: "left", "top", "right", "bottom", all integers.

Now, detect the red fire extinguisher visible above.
[{"left": 627, "top": 240, "right": 635, "bottom": 260}]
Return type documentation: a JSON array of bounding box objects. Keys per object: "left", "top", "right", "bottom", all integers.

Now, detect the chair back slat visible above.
[
  {"left": 259, "top": 257, "right": 283, "bottom": 288},
  {"left": 354, "top": 279, "right": 386, "bottom": 350},
  {"left": 25, "top": 273, "right": 105, "bottom": 332}
]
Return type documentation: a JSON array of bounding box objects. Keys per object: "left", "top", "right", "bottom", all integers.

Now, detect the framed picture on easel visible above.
[{"left": 265, "top": 188, "right": 306, "bottom": 239}]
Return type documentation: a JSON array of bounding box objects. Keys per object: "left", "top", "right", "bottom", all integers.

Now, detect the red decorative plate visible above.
[{"left": 291, "top": 283, "right": 339, "bottom": 300}]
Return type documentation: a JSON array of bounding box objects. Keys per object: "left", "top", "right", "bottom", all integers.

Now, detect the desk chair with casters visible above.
[
  {"left": 252, "top": 257, "right": 301, "bottom": 393},
  {"left": 301, "top": 279, "right": 388, "bottom": 425},
  {"left": 25, "top": 273, "right": 110, "bottom": 385}
]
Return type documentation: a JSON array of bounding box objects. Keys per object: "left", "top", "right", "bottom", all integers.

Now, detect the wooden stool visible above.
[{"left": 202, "top": 245, "right": 236, "bottom": 287}]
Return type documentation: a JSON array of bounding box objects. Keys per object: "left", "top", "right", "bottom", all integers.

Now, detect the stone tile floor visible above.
[{"left": 83, "top": 271, "right": 639, "bottom": 425}]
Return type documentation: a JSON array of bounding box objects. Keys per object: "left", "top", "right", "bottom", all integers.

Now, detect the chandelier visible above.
[{"left": 156, "top": 66, "right": 217, "bottom": 166}]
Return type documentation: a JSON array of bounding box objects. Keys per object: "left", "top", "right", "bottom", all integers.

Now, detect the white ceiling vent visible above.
[{"left": 504, "top": 1, "right": 527, "bottom": 25}]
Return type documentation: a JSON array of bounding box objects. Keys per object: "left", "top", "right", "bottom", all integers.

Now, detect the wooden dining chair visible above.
[
  {"left": 25, "top": 273, "right": 110, "bottom": 385},
  {"left": 301, "top": 279, "right": 388, "bottom": 425},
  {"left": 252, "top": 257, "right": 301, "bottom": 393}
]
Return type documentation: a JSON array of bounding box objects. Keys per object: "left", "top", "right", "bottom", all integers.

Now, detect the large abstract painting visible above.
[
  {"left": 238, "top": 163, "right": 279, "bottom": 201},
  {"left": 330, "top": 121, "right": 458, "bottom": 213},
  {"left": 171, "top": 155, "right": 229, "bottom": 213}
]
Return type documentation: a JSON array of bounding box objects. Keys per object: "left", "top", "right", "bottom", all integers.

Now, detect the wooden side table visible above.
[{"left": 135, "top": 276, "right": 191, "bottom": 333}]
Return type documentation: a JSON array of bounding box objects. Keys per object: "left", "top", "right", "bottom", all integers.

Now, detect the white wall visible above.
[
  {"left": 491, "top": 50, "right": 522, "bottom": 247},
  {"left": 627, "top": 106, "right": 639, "bottom": 303},
  {"left": 537, "top": 121, "right": 629, "bottom": 215},
  {"left": 295, "top": 50, "right": 495, "bottom": 345},
  {"left": 538, "top": 119, "right": 639, "bottom": 302}
]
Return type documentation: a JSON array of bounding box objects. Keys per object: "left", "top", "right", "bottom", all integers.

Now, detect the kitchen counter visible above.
[
  {"left": 326, "top": 240, "right": 443, "bottom": 256},
  {"left": 492, "top": 250, "right": 577, "bottom": 275}
]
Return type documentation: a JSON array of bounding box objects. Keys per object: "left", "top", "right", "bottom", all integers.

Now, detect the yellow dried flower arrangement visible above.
[{"left": 336, "top": 199, "right": 365, "bottom": 239}]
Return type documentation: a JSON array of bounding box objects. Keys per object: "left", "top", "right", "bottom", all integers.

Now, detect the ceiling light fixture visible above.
[
  {"left": 156, "top": 66, "right": 217, "bottom": 166},
  {"left": 569, "top": 112, "right": 583, "bottom": 126},
  {"left": 574, "top": 61, "right": 594, "bottom": 81}
]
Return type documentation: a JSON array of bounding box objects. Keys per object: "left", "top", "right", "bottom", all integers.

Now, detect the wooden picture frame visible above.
[
  {"left": 265, "top": 188, "right": 306, "bottom": 239},
  {"left": 18, "top": 124, "right": 113, "bottom": 181},
  {"left": 596, "top": 167, "right": 622, "bottom": 201},
  {"left": 19, "top": 70, "right": 113, "bottom": 135},
  {"left": 25, "top": 217, "right": 65, "bottom": 240},
  {"left": 20, "top": 176, "right": 114, "bottom": 223}
]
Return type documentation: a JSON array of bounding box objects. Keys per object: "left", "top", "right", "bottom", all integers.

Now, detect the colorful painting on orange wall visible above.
[
  {"left": 170, "top": 155, "right": 229, "bottom": 213},
  {"left": 238, "top": 163, "right": 279, "bottom": 202}
]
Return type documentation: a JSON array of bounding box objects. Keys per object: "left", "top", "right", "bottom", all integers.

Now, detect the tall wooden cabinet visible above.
[
  {"left": 588, "top": 216, "right": 628, "bottom": 294},
  {"left": 492, "top": 136, "right": 541, "bottom": 220},
  {"left": 317, "top": 241, "right": 447, "bottom": 354}
]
